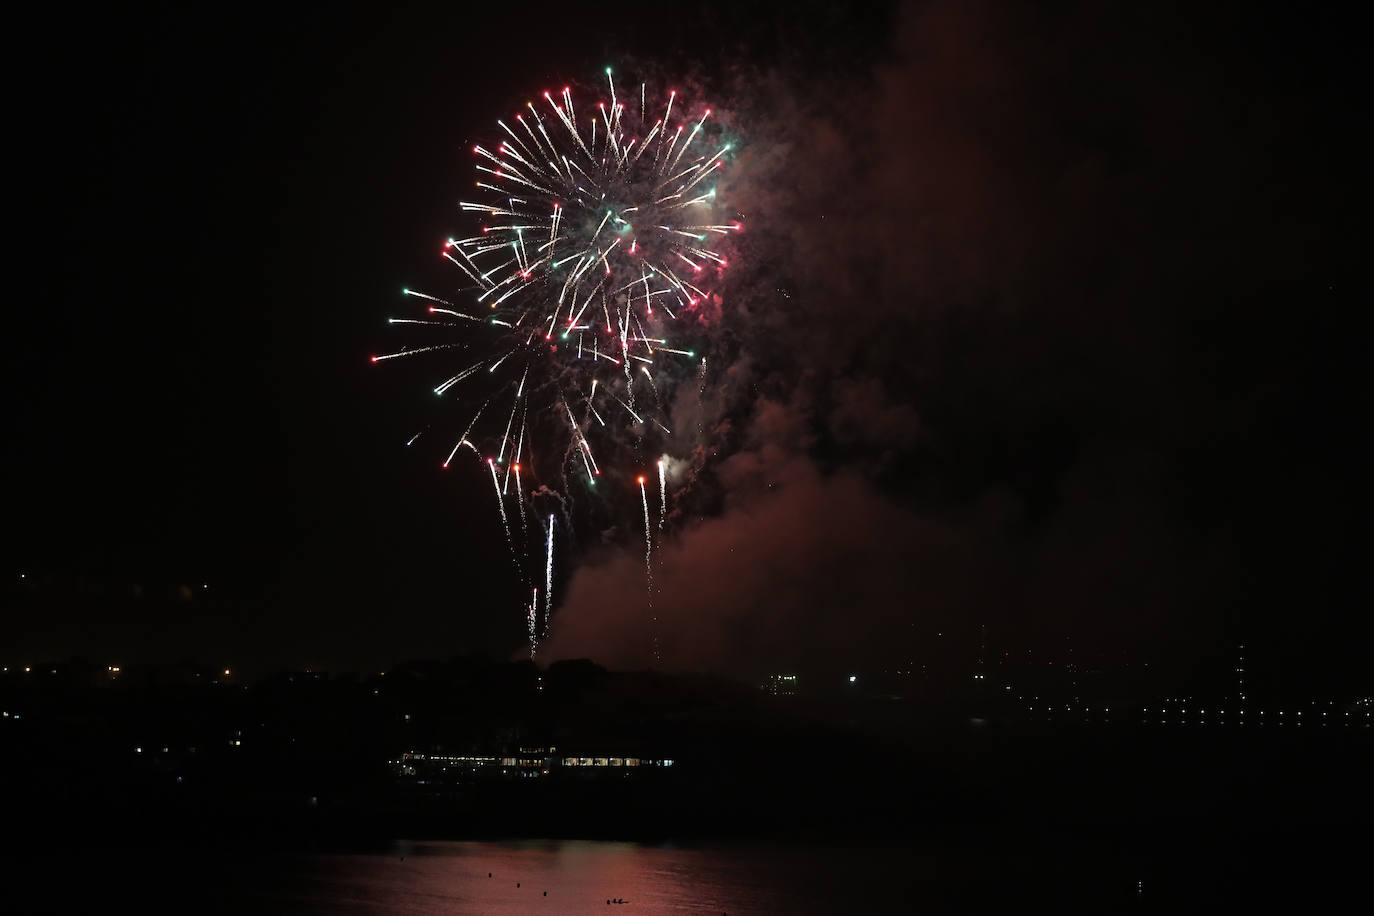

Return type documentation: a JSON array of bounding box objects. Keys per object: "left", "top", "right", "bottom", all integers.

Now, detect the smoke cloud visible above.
[{"left": 545, "top": 1, "right": 1326, "bottom": 674}]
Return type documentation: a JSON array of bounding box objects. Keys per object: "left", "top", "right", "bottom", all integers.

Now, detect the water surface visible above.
[{"left": 241, "top": 840, "right": 928, "bottom": 914}]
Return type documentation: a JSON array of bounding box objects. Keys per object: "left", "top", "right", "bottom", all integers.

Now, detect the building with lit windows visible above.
[{"left": 761, "top": 674, "right": 799, "bottom": 696}]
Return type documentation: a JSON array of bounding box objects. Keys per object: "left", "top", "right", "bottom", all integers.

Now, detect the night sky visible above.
[{"left": 8, "top": 2, "right": 1366, "bottom": 686}]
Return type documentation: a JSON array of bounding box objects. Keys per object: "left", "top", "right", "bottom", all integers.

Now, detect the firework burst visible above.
[{"left": 374, "top": 69, "right": 739, "bottom": 655}]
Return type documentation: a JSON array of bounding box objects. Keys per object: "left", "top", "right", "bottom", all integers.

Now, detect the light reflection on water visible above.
[{"left": 244, "top": 840, "right": 925, "bottom": 914}]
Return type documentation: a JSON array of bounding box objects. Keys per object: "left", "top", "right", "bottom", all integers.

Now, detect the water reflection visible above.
[{"left": 264, "top": 840, "right": 924, "bottom": 914}]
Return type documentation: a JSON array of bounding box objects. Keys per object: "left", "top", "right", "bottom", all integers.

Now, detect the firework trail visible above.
[
  {"left": 638, "top": 476, "right": 652, "bottom": 558},
  {"left": 544, "top": 514, "right": 555, "bottom": 635},
  {"left": 442, "top": 402, "right": 487, "bottom": 468},
  {"left": 488, "top": 458, "right": 523, "bottom": 583},
  {"left": 527, "top": 587, "right": 538, "bottom": 658},
  {"left": 696, "top": 356, "right": 708, "bottom": 444},
  {"left": 639, "top": 474, "right": 661, "bottom": 662},
  {"left": 657, "top": 459, "right": 667, "bottom": 530},
  {"left": 375, "top": 68, "right": 737, "bottom": 655}
]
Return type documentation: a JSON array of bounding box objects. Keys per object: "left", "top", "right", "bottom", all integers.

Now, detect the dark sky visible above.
[{"left": 8, "top": 2, "right": 1367, "bottom": 686}]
